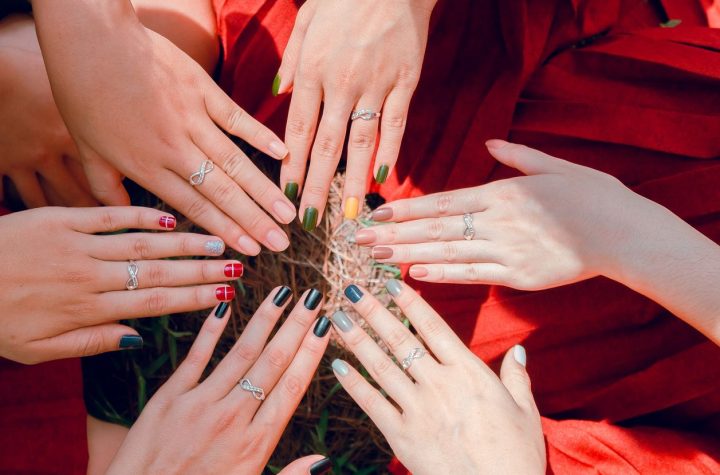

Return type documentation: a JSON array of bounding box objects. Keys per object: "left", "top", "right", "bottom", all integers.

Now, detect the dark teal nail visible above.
[
  {"left": 273, "top": 286, "right": 292, "bottom": 307},
  {"left": 310, "top": 457, "right": 332, "bottom": 475},
  {"left": 313, "top": 316, "right": 331, "bottom": 337},
  {"left": 304, "top": 288, "right": 323, "bottom": 310},
  {"left": 344, "top": 285, "right": 363, "bottom": 303},
  {"left": 215, "top": 301, "right": 230, "bottom": 318},
  {"left": 119, "top": 335, "right": 143, "bottom": 350}
]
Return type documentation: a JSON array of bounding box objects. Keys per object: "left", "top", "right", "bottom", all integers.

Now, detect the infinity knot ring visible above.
[
  {"left": 189, "top": 160, "right": 215, "bottom": 186},
  {"left": 351, "top": 109, "right": 381, "bottom": 121},
  {"left": 239, "top": 378, "right": 265, "bottom": 401},
  {"left": 463, "top": 213, "right": 475, "bottom": 241},
  {"left": 401, "top": 347, "right": 426, "bottom": 371},
  {"left": 126, "top": 260, "right": 139, "bottom": 290}
]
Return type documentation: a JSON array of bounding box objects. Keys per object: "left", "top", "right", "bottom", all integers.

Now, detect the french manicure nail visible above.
[
  {"left": 119, "top": 335, "right": 143, "bottom": 350},
  {"left": 266, "top": 229, "right": 290, "bottom": 251},
  {"left": 224, "top": 263, "right": 244, "bottom": 278},
  {"left": 372, "top": 246, "right": 393, "bottom": 260},
  {"left": 268, "top": 140, "right": 289, "bottom": 159},
  {"left": 513, "top": 344, "right": 527, "bottom": 367},
  {"left": 216, "top": 286, "right": 235, "bottom": 301},
  {"left": 284, "top": 182, "right": 299, "bottom": 202},
  {"left": 343, "top": 284, "right": 363, "bottom": 303},
  {"left": 375, "top": 164, "right": 390, "bottom": 184},
  {"left": 409, "top": 266, "right": 429, "bottom": 278},
  {"left": 205, "top": 240, "right": 225, "bottom": 255},
  {"left": 302, "top": 207, "right": 318, "bottom": 232},
  {"left": 385, "top": 279, "right": 402, "bottom": 297},
  {"left": 309, "top": 457, "right": 332, "bottom": 475},
  {"left": 371, "top": 207, "right": 393, "bottom": 221},
  {"left": 273, "top": 199, "right": 296, "bottom": 223},
  {"left": 304, "top": 288, "right": 323, "bottom": 310},
  {"left": 237, "top": 236, "right": 261, "bottom": 256},
  {"left": 332, "top": 359, "right": 349, "bottom": 376},
  {"left": 215, "top": 301, "right": 230, "bottom": 318},
  {"left": 272, "top": 73, "right": 281, "bottom": 96},
  {"left": 313, "top": 316, "right": 331, "bottom": 337},
  {"left": 331, "top": 310, "right": 353, "bottom": 332},
  {"left": 354, "top": 229, "right": 376, "bottom": 245},
  {"left": 344, "top": 197, "right": 359, "bottom": 220},
  {"left": 273, "top": 286, "right": 292, "bottom": 307},
  {"left": 159, "top": 216, "right": 176, "bottom": 229}
]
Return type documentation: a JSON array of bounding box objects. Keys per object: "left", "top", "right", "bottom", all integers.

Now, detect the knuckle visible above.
[
  {"left": 281, "top": 373, "right": 305, "bottom": 398},
  {"left": 427, "top": 220, "right": 444, "bottom": 241},
  {"left": 184, "top": 198, "right": 208, "bottom": 220},
  {"left": 132, "top": 238, "right": 153, "bottom": 260},
  {"left": 232, "top": 341, "right": 261, "bottom": 364},
  {"left": 420, "top": 315, "right": 444, "bottom": 338},
  {"left": 226, "top": 107, "right": 247, "bottom": 132},
  {"left": 99, "top": 210, "right": 117, "bottom": 231},
  {"left": 434, "top": 193, "right": 454, "bottom": 216},
  {"left": 463, "top": 265, "right": 482, "bottom": 282},
  {"left": 65, "top": 269, "right": 93, "bottom": 285},
  {"left": 199, "top": 262, "right": 213, "bottom": 282},
  {"left": 350, "top": 132, "right": 374, "bottom": 150},
  {"left": 145, "top": 291, "right": 168, "bottom": 315},
  {"left": 303, "top": 184, "right": 327, "bottom": 200},
  {"left": 397, "top": 64, "right": 420, "bottom": 86},
  {"left": 314, "top": 136, "right": 341, "bottom": 159},
  {"left": 383, "top": 114, "right": 406, "bottom": 130},
  {"left": 345, "top": 330, "right": 366, "bottom": 349},
  {"left": 146, "top": 264, "right": 169, "bottom": 287},
  {"left": 286, "top": 117, "right": 312, "bottom": 140},
  {"left": 266, "top": 347, "right": 291, "bottom": 370},
  {"left": 361, "top": 390, "right": 382, "bottom": 413},
  {"left": 291, "top": 309, "right": 315, "bottom": 328},
  {"left": 385, "top": 328, "right": 411, "bottom": 353},
  {"left": 213, "top": 181, "right": 237, "bottom": 207},
  {"left": 78, "top": 329, "right": 106, "bottom": 357},
  {"left": 179, "top": 235, "right": 194, "bottom": 255},
  {"left": 182, "top": 346, "right": 208, "bottom": 371},
  {"left": 211, "top": 406, "right": 237, "bottom": 434},
  {"left": 441, "top": 242, "right": 458, "bottom": 262},
  {"left": 221, "top": 153, "right": 247, "bottom": 180},
  {"left": 372, "top": 357, "right": 395, "bottom": 377}
]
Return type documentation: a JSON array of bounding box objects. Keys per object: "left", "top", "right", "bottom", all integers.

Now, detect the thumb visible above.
[
  {"left": 31, "top": 324, "right": 143, "bottom": 361},
  {"left": 486, "top": 140, "right": 567, "bottom": 176},
  {"left": 83, "top": 157, "right": 131, "bottom": 206},
  {"left": 278, "top": 455, "right": 331, "bottom": 475},
  {"left": 500, "top": 345, "right": 538, "bottom": 415}
]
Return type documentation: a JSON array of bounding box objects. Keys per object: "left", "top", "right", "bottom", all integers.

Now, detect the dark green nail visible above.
[
  {"left": 375, "top": 164, "right": 390, "bottom": 184},
  {"left": 302, "top": 207, "right": 318, "bottom": 232},
  {"left": 119, "top": 335, "right": 143, "bottom": 350},
  {"left": 284, "top": 182, "right": 299, "bottom": 202},
  {"left": 272, "top": 74, "right": 281, "bottom": 97}
]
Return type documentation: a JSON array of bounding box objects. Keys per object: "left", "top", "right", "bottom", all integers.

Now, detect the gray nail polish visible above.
[
  {"left": 332, "top": 359, "right": 349, "bottom": 377},
  {"left": 205, "top": 240, "right": 224, "bottom": 255},
  {"left": 385, "top": 279, "right": 402, "bottom": 297},
  {"left": 513, "top": 344, "right": 527, "bottom": 367},
  {"left": 331, "top": 310, "right": 353, "bottom": 332}
]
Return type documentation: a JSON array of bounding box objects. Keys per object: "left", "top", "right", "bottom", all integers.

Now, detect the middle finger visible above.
[{"left": 355, "top": 213, "right": 488, "bottom": 246}]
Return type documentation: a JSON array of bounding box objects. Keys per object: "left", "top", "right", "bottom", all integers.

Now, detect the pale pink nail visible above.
[
  {"left": 409, "top": 266, "right": 429, "bottom": 278},
  {"left": 268, "top": 140, "right": 289, "bottom": 159},
  {"left": 266, "top": 229, "right": 290, "bottom": 251},
  {"left": 272, "top": 200, "right": 296, "bottom": 224},
  {"left": 237, "top": 236, "right": 261, "bottom": 256},
  {"left": 354, "top": 229, "right": 377, "bottom": 245}
]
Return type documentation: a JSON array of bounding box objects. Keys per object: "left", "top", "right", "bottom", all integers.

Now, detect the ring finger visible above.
[
  {"left": 356, "top": 213, "right": 488, "bottom": 246},
  {"left": 98, "top": 259, "right": 243, "bottom": 291},
  {"left": 370, "top": 240, "right": 501, "bottom": 265}
]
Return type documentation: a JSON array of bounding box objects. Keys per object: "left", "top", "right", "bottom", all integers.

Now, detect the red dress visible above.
[{"left": 215, "top": 0, "right": 720, "bottom": 472}]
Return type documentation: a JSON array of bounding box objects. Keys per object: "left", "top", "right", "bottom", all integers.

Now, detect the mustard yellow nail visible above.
[{"left": 344, "top": 197, "right": 359, "bottom": 219}]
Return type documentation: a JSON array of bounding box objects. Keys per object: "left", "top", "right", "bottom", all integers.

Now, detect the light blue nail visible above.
[
  {"left": 385, "top": 279, "right": 402, "bottom": 297},
  {"left": 332, "top": 359, "right": 349, "bottom": 377},
  {"left": 205, "top": 240, "right": 224, "bottom": 255},
  {"left": 331, "top": 310, "right": 353, "bottom": 332},
  {"left": 513, "top": 344, "right": 527, "bottom": 367}
]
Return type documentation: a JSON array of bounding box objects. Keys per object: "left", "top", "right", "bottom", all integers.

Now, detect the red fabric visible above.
[{"left": 215, "top": 0, "right": 720, "bottom": 472}]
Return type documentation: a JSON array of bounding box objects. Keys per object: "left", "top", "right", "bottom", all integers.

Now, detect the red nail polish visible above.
[
  {"left": 224, "top": 263, "right": 244, "bottom": 278},
  {"left": 216, "top": 286, "right": 236, "bottom": 301},
  {"left": 159, "top": 216, "right": 176, "bottom": 229}
]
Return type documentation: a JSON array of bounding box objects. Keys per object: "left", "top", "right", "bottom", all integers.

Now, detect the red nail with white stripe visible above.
[
  {"left": 224, "top": 263, "right": 244, "bottom": 278},
  {"left": 159, "top": 216, "right": 176, "bottom": 230},
  {"left": 215, "top": 286, "right": 235, "bottom": 301}
]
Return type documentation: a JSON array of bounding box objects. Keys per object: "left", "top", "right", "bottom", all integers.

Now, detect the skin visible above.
[
  {"left": 358, "top": 140, "right": 720, "bottom": 345},
  {"left": 106, "top": 293, "right": 330, "bottom": 475},
  {"left": 332, "top": 281, "right": 545, "bottom": 474},
  {"left": 277, "top": 0, "right": 437, "bottom": 224}
]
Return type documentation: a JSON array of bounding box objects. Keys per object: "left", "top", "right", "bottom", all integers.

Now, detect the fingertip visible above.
[
  {"left": 408, "top": 265, "right": 429, "bottom": 279},
  {"left": 513, "top": 344, "right": 527, "bottom": 367},
  {"left": 485, "top": 139, "right": 510, "bottom": 150}
]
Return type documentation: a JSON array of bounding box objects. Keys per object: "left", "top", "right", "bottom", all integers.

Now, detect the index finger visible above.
[{"left": 371, "top": 185, "right": 492, "bottom": 223}]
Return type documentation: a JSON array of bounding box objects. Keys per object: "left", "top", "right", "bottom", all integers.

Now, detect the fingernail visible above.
[
  {"left": 485, "top": 139, "right": 508, "bottom": 150},
  {"left": 224, "top": 263, "right": 244, "bottom": 278},
  {"left": 119, "top": 335, "right": 143, "bottom": 350},
  {"left": 354, "top": 229, "right": 376, "bottom": 245},
  {"left": 375, "top": 164, "right": 390, "bottom": 184},
  {"left": 302, "top": 207, "right": 318, "bottom": 232},
  {"left": 215, "top": 301, "right": 230, "bottom": 318},
  {"left": 159, "top": 216, "right": 176, "bottom": 229},
  {"left": 409, "top": 266, "right": 428, "bottom": 278},
  {"left": 272, "top": 73, "right": 281, "bottom": 96},
  {"left": 513, "top": 344, "right": 527, "bottom": 367},
  {"left": 205, "top": 240, "right": 225, "bottom": 255},
  {"left": 310, "top": 457, "right": 333, "bottom": 475},
  {"left": 284, "top": 182, "right": 299, "bottom": 202},
  {"left": 385, "top": 279, "right": 402, "bottom": 297},
  {"left": 313, "top": 316, "right": 331, "bottom": 337},
  {"left": 273, "top": 199, "right": 296, "bottom": 223},
  {"left": 268, "top": 140, "right": 289, "bottom": 159},
  {"left": 216, "top": 286, "right": 235, "bottom": 301},
  {"left": 332, "top": 359, "right": 349, "bottom": 376},
  {"left": 304, "top": 288, "right": 323, "bottom": 310},
  {"left": 371, "top": 207, "right": 393, "bottom": 221},
  {"left": 344, "top": 197, "right": 359, "bottom": 219},
  {"left": 331, "top": 310, "right": 353, "bottom": 332},
  {"left": 266, "top": 229, "right": 290, "bottom": 251},
  {"left": 372, "top": 246, "right": 393, "bottom": 260},
  {"left": 238, "top": 236, "right": 261, "bottom": 256},
  {"left": 273, "top": 285, "right": 292, "bottom": 307},
  {"left": 343, "top": 284, "right": 363, "bottom": 303}
]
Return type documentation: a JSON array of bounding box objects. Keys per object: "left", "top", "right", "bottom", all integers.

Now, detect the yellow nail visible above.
[{"left": 344, "top": 197, "right": 359, "bottom": 219}]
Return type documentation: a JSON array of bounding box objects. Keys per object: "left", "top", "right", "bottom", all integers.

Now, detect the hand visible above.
[
  {"left": 277, "top": 0, "right": 435, "bottom": 228},
  {"left": 0, "top": 206, "right": 243, "bottom": 364},
  {"left": 0, "top": 14, "right": 96, "bottom": 207},
  {"left": 106, "top": 290, "right": 332, "bottom": 475},
  {"left": 356, "top": 140, "right": 663, "bottom": 290},
  {"left": 33, "top": 1, "right": 295, "bottom": 255},
  {"left": 330, "top": 281, "right": 545, "bottom": 474}
]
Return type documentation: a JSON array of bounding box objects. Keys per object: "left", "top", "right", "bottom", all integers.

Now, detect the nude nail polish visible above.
[
  {"left": 354, "top": 229, "right": 376, "bottom": 245},
  {"left": 371, "top": 207, "right": 393, "bottom": 221},
  {"left": 272, "top": 199, "right": 296, "bottom": 223},
  {"left": 266, "top": 229, "right": 290, "bottom": 251},
  {"left": 372, "top": 246, "right": 393, "bottom": 260},
  {"left": 409, "top": 266, "right": 429, "bottom": 278}
]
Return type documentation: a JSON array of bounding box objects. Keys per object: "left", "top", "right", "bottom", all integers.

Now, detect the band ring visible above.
[
  {"left": 239, "top": 378, "right": 265, "bottom": 401},
  {"left": 189, "top": 160, "right": 215, "bottom": 186},
  {"left": 463, "top": 213, "right": 475, "bottom": 241},
  {"left": 126, "top": 260, "right": 139, "bottom": 290},
  {"left": 401, "top": 347, "right": 426, "bottom": 371},
  {"left": 351, "top": 109, "right": 381, "bottom": 121}
]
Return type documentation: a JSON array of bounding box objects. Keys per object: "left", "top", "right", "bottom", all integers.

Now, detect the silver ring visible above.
[
  {"left": 239, "top": 378, "right": 265, "bottom": 401},
  {"left": 351, "top": 109, "right": 381, "bottom": 121},
  {"left": 401, "top": 347, "right": 426, "bottom": 370},
  {"left": 463, "top": 213, "right": 475, "bottom": 241},
  {"left": 189, "top": 160, "right": 215, "bottom": 186},
  {"left": 126, "top": 260, "right": 139, "bottom": 290}
]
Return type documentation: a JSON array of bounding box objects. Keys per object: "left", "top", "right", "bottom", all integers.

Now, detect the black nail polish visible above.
[
  {"left": 119, "top": 335, "right": 143, "bottom": 350},
  {"left": 215, "top": 301, "right": 230, "bottom": 318},
  {"left": 304, "top": 288, "right": 323, "bottom": 310},
  {"left": 273, "top": 286, "right": 292, "bottom": 307},
  {"left": 313, "top": 316, "right": 331, "bottom": 337},
  {"left": 344, "top": 284, "right": 363, "bottom": 303},
  {"left": 309, "top": 457, "right": 332, "bottom": 475}
]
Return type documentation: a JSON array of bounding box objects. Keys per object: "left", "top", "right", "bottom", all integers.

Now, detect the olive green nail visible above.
[
  {"left": 375, "top": 164, "right": 390, "bottom": 184},
  {"left": 302, "top": 207, "right": 318, "bottom": 232},
  {"left": 284, "top": 182, "right": 299, "bottom": 202},
  {"left": 272, "top": 74, "right": 281, "bottom": 97}
]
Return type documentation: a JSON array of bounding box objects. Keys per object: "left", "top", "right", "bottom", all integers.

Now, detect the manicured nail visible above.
[
  {"left": 273, "top": 199, "right": 296, "bottom": 223},
  {"left": 216, "top": 286, "right": 235, "bottom": 301},
  {"left": 119, "top": 335, "right": 143, "bottom": 350},
  {"left": 513, "top": 344, "right": 527, "bottom": 367},
  {"left": 284, "top": 182, "right": 299, "bottom": 202},
  {"left": 331, "top": 310, "right": 353, "bottom": 332},
  {"left": 224, "top": 263, "right": 244, "bottom": 278},
  {"left": 372, "top": 246, "right": 393, "bottom": 260},
  {"left": 485, "top": 139, "right": 509, "bottom": 150},
  {"left": 313, "top": 316, "right": 331, "bottom": 337},
  {"left": 354, "top": 229, "right": 376, "bottom": 245},
  {"left": 272, "top": 73, "right": 281, "bottom": 96},
  {"left": 375, "top": 164, "right": 390, "bottom": 184},
  {"left": 237, "top": 236, "right": 261, "bottom": 256},
  {"left": 268, "top": 140, "right": 288, "bottom": 159},
  {"left": 302, "top": 207, "right": 318, "bottom": 232},
  {"left": 371, "top": 207, "right": 393, "bottom": 221},
  {"left": 266, "top": 229, "right": 290, "bottom": 251},
  {"left": 309, "top": 457, "right": 333, "bottom": 475},
  {"left": 385, "top": 279, "right": 402, "bottom": 297},
  {"left": 273, "top": 286, "right": 292, "bottom": 307},
  {"left": 205, "top": 240, "right": 225, "bottom": 255},
  {"left": 332, "top": 359, "right": 349, "bottom": 376},
  {"left": 215, "top": 301, "right": 230, "bottom": 318},
  {"left": 344, "top": 284, "right": 363, "bottom": 303},
  {"left": 409, "top": 266, "right": 428, "bottom": 278},
  {"left": 159, "top": 216, "right": 176, "bottom": 229},
  {"left": 304, "top": 288, "right": 323, "bottom": 310},
  {"left": 344, "top": 197, "right": 359, "bottom": 220}
]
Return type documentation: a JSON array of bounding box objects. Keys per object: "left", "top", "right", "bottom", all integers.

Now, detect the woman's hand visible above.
[
  {"left": 331, "top": 281, "right": 545, "bottom": 474},
  {"left": 0, "top": 206, "right": 243, "bottom": 364},
  {"left": 32, "top": 1, "right": 294, "bottom": 255},
  {"left": 277, "top": 0, "right": 436, "bottom": 229},
  {"left": 106, "top": 290, "right": 332, "bottom": 475}
]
